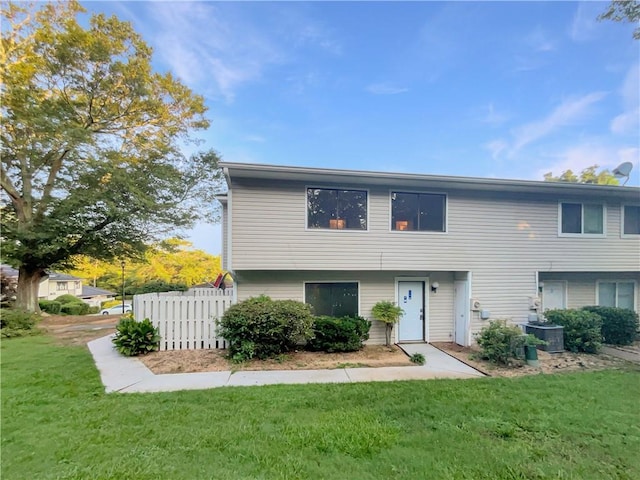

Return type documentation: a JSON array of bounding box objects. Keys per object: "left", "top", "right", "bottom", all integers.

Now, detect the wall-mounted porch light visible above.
[{"left": 431, "top": 282, "right": 439, "bottom": 293}]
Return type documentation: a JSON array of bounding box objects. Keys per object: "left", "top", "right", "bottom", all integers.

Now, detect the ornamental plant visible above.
[
  {"left": 371, "top": 301, "right": 404, "bottom": 346},
  {"left": 112, "top": 314, "right": 160, "bottom": 356}
]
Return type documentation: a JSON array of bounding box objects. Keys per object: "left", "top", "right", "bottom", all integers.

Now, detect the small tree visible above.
[{"left": 371, "top": 301, "right": 403, "bottom": 347}]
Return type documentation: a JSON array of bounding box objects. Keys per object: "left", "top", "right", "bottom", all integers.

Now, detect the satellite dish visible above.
[{"left": 612, "top": 162, "right": 633, "bottom": 186}]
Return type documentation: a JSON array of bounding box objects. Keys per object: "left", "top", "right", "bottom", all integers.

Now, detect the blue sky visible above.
[{"left": 86, "top": 1, "right": 639, "bottom": 255}]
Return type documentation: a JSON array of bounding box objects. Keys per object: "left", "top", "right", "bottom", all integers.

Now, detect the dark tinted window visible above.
[
  {"left": 305, "top": 282, "right": 358, "bottom": 317},
  {"left": 392, "top": 192, "right": 446, "bottom": 232},
  {"left": 307, "top": 188, "right": 367, "bottom": 230}
]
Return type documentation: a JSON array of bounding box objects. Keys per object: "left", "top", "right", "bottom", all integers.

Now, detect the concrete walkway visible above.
[
  {"left": 87, "top": 335, "right": 485, "bottom": 394},
  {"left": 601, "top": 345, "right": 640, "bottom": 363}
]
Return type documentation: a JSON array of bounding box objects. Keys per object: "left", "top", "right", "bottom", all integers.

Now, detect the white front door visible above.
[
  {"left": 454, "top": 280, "right": 469, "bottom": 346},
  {"left": 398, "top": 281, "right": 424, "bottom": 342},
  {"left": 542, "top": 281, "right": 566, "bottom": 311}
]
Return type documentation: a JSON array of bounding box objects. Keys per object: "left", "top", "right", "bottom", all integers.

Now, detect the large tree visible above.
[
  {"left": 543, "top": 165, "right": 619, "bottom": 185},
  {"left": 598, "top": 0, "right": 640, "bottom": 39},
  {"left": 1, "top": 1, "right": 224, "bottom": 311}
]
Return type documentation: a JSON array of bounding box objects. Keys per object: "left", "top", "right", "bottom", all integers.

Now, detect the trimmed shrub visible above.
[
  {"left": 39, "top": 300, "right": 61, "bottom": 314},
  {"left": 0, "top": 309, "right": 42, "bottom": 338},
  {"left": 88, "top": 306, "right": 100, "bottom": 314},
  {"left": 54, "top": 294, "right": 85, "bottom": 304},
  {"left": 371, "top": 301, "right": 403, "bottom": 347},
  {"left": 306, "top": 315, "right": 371, "bottom": 353},
  {"left": 543, "top": 309, "right": 602, "bottom": 353},
  {"left": 60, "top": 302, "right": 89, "bottom": 315},
  {"left": 582, "top": 306, "right": 639, "bottom": 346},
  {"left": 218, "top": 296, "right": 314, "bottom": 362},
  {"left": 112, "top": 315, "right": 160, "bottom": 356},
  {"left": 475, "top": 320, "right": 529, "bottom": 365}
]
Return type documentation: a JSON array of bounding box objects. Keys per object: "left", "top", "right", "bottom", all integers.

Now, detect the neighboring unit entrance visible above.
[
  {"left": 398, "top": 281, "right": 425, "bottom": 342},
  {"left": 454, "top": 280, "right": 469, "bottom": 346},
  {"left": 542, "top": 281, "right": 567, "bottom": 311}
]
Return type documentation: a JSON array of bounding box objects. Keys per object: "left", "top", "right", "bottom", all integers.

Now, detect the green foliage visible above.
[
  {"left": 544, "top": 309, "right": 603, "bottom": 353},
  {"left": 598, "top": 0, "right": 640, "bottom": 40},
  {"left": 218, "top": 296, "right": 314, "bottom": 361},
  {"left": 475, "top": 320, "right": 529, "bottom": 365},
  {"left": 38, "top": 300, "right": 61, "bottom": 314},
  {"left": 112, "top": 315, "right": 160, "bottom": 356},
  {"left": 306, "top": 315, "right": 371, "bottom": 353},
  {"left": 582, "top": 306, "right": 639, "bottom": 346},
  {"left": 409, "top": 353, "right": 426, "bottom": 365},
  {"left": 0, "top": 308, "right": 41, "bottom": 338},
  {"left": 1, "top": 1, "right": 223, "bottom": 312},
  {"left": 371, "top": 300, "right": 403, "bottom": 346},
  {"left": 88, "top": 306, "right": 100, "bottom": 314},
  {"left": 125, "top": 280, "right": 188, "bottom": 295},
  {"left": 543, "top": 164, "right": 619, "bottom": 185},
  {"left": 54, "top": 294, "right": 84, "bottom": 305}
]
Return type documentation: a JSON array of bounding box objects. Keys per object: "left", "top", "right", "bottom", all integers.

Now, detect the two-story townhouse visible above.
[{"left": 218, "top": 162, "right": 640, "bottom": 346}]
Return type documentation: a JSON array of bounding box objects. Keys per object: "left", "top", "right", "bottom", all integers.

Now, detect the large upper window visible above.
[
  {"left": 56, "top": 282, "right": 67, "bottom": 291},
  {"left": 304, "top": 282, "right": 359, "bottom": 317},
  {"left": 598, "top": 281, "right": 635, "bottom": 311},
  {"left": 623, "top": 205, "right": 640, "bottom": 235},
  {"left": 391, "top": 192, "right": 446, "bottom": 232},
  {"left": 307, "top": 188, "right": 367, "bottom": 230},
  {"left": 560, "top": 203, "right": 603, "bottom": 235}
]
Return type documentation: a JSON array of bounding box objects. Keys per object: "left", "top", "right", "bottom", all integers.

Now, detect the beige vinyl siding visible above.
[
  {"left": 222, "top": 203, "right": 228, "bottom": 271},
  {"left": 229, "top": 178, "right": 639, "bottom": 338},
  {"left": 236, "top": 270, "right": 456, "bottom": 344}
]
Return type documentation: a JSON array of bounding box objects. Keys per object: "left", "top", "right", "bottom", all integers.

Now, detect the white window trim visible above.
[
  {"left": 388, "top": 190, "right": 448, "bottom": 234},
  {"left": 621, "top": 204, "right": 640, "bottom": 238},
  {"left": 596, "top": 279, "right": 637, "bottom": 310},
  {"left": 557, "top": 201, "right": 606, "bottom": 238},
  {"left": 302, "top": 280, "right": 361, "bottom": 316},
  {"left": 305, "top": 185, "right": 370, "bottom": 232}
]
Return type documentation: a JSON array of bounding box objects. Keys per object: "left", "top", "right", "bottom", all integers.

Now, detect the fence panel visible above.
[{"left": 133, "top": 289, "right": 233, "bottom": 350}]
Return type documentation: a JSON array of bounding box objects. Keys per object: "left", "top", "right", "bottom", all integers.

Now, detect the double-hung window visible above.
[
  {"left": 56, "top": 282, "right": 67, "bottom": 291},
  {"left": 559, "top": 202, "right": 604, "bottom": 235},
  {"left": 598, "top": 281, "right": 636, "bottom": 311},
  {"left": 623, "top": 205, "right": 640, "bottom": 235},
  {"left": 391, "top": 192, "right": 446, "bottom": 232},
  {"left": 304, "top": 282, "right": 359, "bottom": 317},
  {"left": 307, "top": 188, "right": 367, "bottom": 230}
]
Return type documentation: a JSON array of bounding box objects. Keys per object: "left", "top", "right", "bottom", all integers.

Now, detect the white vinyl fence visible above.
[{"left": 133, "top": 289, "right": 234, "bottom": 351}]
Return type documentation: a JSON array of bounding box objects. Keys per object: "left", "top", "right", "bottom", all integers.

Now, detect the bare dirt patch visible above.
[
  {"left": 139, "top": 345, "right": 413, "bottom": 374},
  {"left": 40, "top": 314, "right": 118, "bottom": 346},
  {"left": 432, "top": 342, "right": 637, "bottom": 378}
]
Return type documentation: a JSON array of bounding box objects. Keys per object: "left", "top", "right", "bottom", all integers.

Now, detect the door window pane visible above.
[
  {"left": 561, "top": 203, "right": 582, "bottom": 233},
  {"left": 617, "top": 282, "right": 635, "bottom": 310},
  {"left": 305, "top": 282, "right": 358, "bottom": 317},
  {"left": 583, "top": 205, "right": 603, "bottom": 234},
  {"left": 624, "top": 206, "right": 640, "bottom": 235},
  {"left": 599, "top": 282, "right": 616, "bottom": 307}
]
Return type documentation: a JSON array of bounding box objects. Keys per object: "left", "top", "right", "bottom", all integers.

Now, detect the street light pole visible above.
[{"left": 120, "top": 260, "right": 125, "bottom": 313}]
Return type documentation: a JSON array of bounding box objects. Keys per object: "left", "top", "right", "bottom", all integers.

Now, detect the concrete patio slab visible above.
[{"left": 87, "top": 335, "right": 485, "bottom": 394}]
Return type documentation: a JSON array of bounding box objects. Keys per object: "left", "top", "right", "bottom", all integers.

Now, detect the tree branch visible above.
[{"left": 35, "top": 149, "right": 70, "bottom": 220}]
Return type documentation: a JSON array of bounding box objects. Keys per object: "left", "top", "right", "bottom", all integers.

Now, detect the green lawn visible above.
[{"left": 2, "top": 336, "right": 639, "bottom": 480}]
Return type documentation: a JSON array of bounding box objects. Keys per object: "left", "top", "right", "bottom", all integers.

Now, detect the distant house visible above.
[
  {"left": 0, "top": 265, "right": 114, "bottom": 307},
  {"left": 218, "top": 162, "right": 640, "bottom": 347},
  {"left": 79, "top": 286, "right": 116, "bottom": 308}
]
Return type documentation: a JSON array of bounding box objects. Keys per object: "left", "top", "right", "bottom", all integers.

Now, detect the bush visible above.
[
  {"left": 409, "top": 353, "right": 426, "bottom": 365},
  {"left": 218, "top": 296, "right": 314, "bottom": 362},
  {"left": 582, "top": 306, "right": 639, "bottom": 346},
  {"left": 475, "top": 320, "right": 528, "bottom": 365},
  {"left": 112, "top": 315, "right": 160, "bottom": 356},
  {"left": 60, "top": 302, "right": 90, "bottom": 315},
  {"left": 54, "top": 294, "right": 84, "bottom": 305},
  {"left": 0, "top": 309, "right": 42, "bottom": 338},
  {"left": 306, "top": 315, "right": 371, "bottom": 353},
  {"left": 101, "top": 299, "right": 122, "bottom": 309},
  {"left": 371, "top": 301, "right": 403, "bottom": 347},
  {"left": 39, "top": 300, "right": 61, "bottom": 314},
  {"left": 88, "top": 306, "right": 100, "bottom": 314},
  {"left": 543, "top": 309, "right": 602, "bottom": 353}
]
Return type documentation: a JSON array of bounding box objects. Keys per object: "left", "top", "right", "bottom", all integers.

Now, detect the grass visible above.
[{"left": 2, "top": 336, "right": 639, "bottom": 480}]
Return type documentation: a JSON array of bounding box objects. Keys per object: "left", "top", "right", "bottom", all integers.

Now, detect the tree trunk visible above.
[
  {"left": 16, "top": 266, "right": 46, "bottom": 312},
  {"left": 385, "top": 323, "right": 393, "bottom": 347}
]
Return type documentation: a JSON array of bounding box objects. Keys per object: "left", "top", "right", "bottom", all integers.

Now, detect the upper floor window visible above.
[
  {"left": 560, "top": 202, "right": 603, "bottom": 235},
  {"left": 56, "top": 282, "right": 67, "bottom": 291},
  {"left": 598, "top": 281, "right": 635, "bottom": 311},
  {"left": 623, "top": 205, "right": 640, "bottom": 235},
  {"left": 307, "top": 188, "right": 367, "bottom": 230},
  {"left": 391, "top": 192, "right": 446, "bottom": 232}
]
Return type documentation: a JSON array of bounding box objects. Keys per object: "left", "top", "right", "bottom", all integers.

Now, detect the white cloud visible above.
[
  {"left": 569, "top": 2, "right": 604, "bottom": 42},
  {"left": 481, "top": 103, "right": 509, "bottom": 126},
  {"left": 366, "top": 83, "right": 409, "bottom": 95},
  {"left": 611, "top": 64, "right": 640, "bottom": 135},
  {"left": 484, "top": 139, "right": 508, "bottom": 160},
  {"left": 511, "top": 92, "right": 607, "bottom": 152}
]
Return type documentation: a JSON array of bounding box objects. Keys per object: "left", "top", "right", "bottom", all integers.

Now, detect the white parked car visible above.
[{"left": 100, "top": 304, "right": 132, "bottom": 315}]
